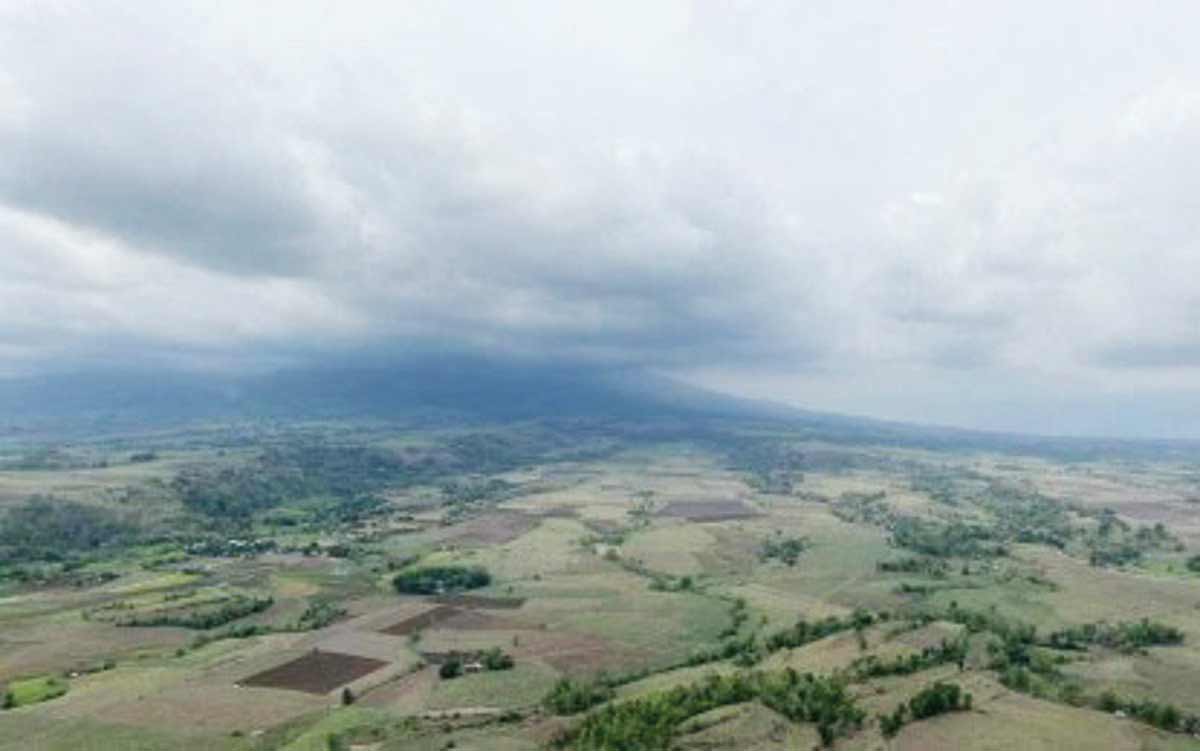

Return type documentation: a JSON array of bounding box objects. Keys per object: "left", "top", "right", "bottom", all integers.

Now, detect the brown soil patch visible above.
[
  {"left": 515, "top": 632, "right": 649, "bottom": 676},
  {"left": 440, "top": 511, "right": 539, "bottom": 545},
  {"left": 429, "top": 594, "right": 526, "bottom": 609},
  {"left": 583, "top": 519, "right": 625, "bottom": 535},
  {"left": 434, "top": 609, "right": 535, "bottom": 630},
  {"left": 360, "top": 666, "right": 436, "bottom": 711},
  {"left": 658, "top": 500, "right": 761, "bottom": 522},
  {"left": 416, "top": 650, "right": 468, "bottom": 665},
  {"left": 240, "top": 650, "right": 387, "bottom": 694},
  {"left": 0, "top": 622, "right": 190, "bottom": 683},
  {"left": 535, "top": 506, "right": 579, "bottom": 519},
  {"left": 1107, "top": 499, "right": 1199, "bottom": 527},
  {"left": 379, "top": 605, "right": 462, "bottom": 636},
  {"left": 315, "top": 630, "right": 412, "bottom": 661}
]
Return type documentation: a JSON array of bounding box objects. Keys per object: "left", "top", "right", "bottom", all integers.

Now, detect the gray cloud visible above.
[
  {"left": 3, "top": 1, "right": 1200, "bottom": 434},
  {"left": 1093, "top": 340, "right": 1200, "bottom": 369}
]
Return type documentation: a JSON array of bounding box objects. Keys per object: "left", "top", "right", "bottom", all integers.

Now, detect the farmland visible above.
[
  {"left": 241, "top": 651, "right": 389, "bottom": 694},
  {"left": 1, "top": 418, "right": 1199, "bottom": 750}
]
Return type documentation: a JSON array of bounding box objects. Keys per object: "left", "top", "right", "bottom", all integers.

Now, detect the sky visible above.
[{"left": 2, "top": 1, "right": 1200, "bottom": 437}]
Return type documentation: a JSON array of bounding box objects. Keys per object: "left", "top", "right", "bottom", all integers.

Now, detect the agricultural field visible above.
[{"left": 1, "top": 418, "right": 1199, "bottom": 749}]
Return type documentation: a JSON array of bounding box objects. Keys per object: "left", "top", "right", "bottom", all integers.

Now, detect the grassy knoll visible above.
[{"left": 427, "top": 660, "right": 559, "bottom": 710}]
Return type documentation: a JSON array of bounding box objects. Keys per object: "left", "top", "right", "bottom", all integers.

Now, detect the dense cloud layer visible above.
[{"left": 2, "top": 1, "right": 1200, "bottom": 435}]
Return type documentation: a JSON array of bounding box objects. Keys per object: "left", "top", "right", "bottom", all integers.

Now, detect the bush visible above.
[
  {"left": 326, "top": 734, "right": 348, "bottom": 751},
  {"left": 908, "top": 681, "right": 969, "bottom": 719},
  {"left": 877, "top": 556, "right": 949, "bottom": 577},
  {"left": 439, "top": 656, "right": 464, "bottom": 680},
  {"left": 481, "top": 647, "right": 514, "bottom": 671},
  {"left": 295, "top": 599, "right": 347, "bottom": 630},
  {"left": 879, "top": 705, "right": 907, "bottom": 738},
  {"left": 543, "top": 678, "right": 616, "bottom": 715},
  {"left": 759, "top": 535, "right": 810, "bottom": 566}
]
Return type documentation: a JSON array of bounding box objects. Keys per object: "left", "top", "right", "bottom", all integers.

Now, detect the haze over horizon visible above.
[{"left": 4, "top": 2, "right": 1200, "bottom": 438}]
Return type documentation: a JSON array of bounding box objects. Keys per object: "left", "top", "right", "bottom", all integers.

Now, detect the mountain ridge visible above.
[{"left": 1, "top": 359, "right": 1197, "bottom": 459}]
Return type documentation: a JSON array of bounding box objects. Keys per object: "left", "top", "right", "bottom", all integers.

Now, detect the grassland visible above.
[{"left": 2, "top": 420, "right": 1200, "bottom": 749}]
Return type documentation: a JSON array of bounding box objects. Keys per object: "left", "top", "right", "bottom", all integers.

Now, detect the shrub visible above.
[
  {"left": 439, "top": 656, "right": 464, "bottom": 680},
  {"left": 908, "top": 681, "right": 969, "bottom": 719},
  {"left": 543, "top": 678, "right": 616, "bottom": 715},
  {"left": 760, "top": 535, "right": 810, "bottom": 566},
  {"left": 481, "top": 647, "right": 514, "bottom": 671},
  {"left": 879, "top": 705, "right": 907, "bottom": 738}
]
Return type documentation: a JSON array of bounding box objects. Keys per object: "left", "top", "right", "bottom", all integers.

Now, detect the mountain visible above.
[
  {"left": 0, "top": 358, "right": 775, "bottom": 431},
  {"left": 1, "top": 358, "right": 1196, "bottom": 460}
]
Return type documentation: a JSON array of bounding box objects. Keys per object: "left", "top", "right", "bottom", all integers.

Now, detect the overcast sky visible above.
[{"left": 3, "top": 1, "right": 1200, "bottom": 437}]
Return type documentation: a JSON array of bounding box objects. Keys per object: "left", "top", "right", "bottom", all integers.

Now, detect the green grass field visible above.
[{"left": 4, "top": 675, "right": 68, "bottom": 708}]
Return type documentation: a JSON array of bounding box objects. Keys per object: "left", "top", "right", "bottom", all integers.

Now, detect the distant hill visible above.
[
  {"left": 1, "top": 358, "right": 1196, "bottom": 460},
  {"left": 0, "top": 358, "right": 773, "bottom": 428}
]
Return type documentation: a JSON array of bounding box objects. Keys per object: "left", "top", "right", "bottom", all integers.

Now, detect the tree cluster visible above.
[
  {"left": 877, "top": 556, "right": 949, "bottom": 577},
  {"left": 764, "top": 609, "right": 879, "bottom": 652},
  {"left": 118, "top": 595, "right": 274, "bottom": 629},
  {"left": 759, "top": 534, "right": 810, "bottom": 566},
  {"left": 563, "top": 669, "right": 864, "bottom": 750},
  {"left": 851, "top": 638, "right": 967, "bottom": 680},
  {"left": 1044, "top": 619, "right": 1183, "bottom": 652},
  {"left": 1097, "top": 690, "right": 1200, "bottom": 734},
  {"left": 543, "top": 677, "right": 617, "bottom": 715},
  {"left": 0, "top": 496, "right": 139, "bottom": 563},
  {"left": 879, "top": 681, "right": 971, "bottom": 738},
  {"left": 391, "top": 565, "right": 491, "bottom": 595}
]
